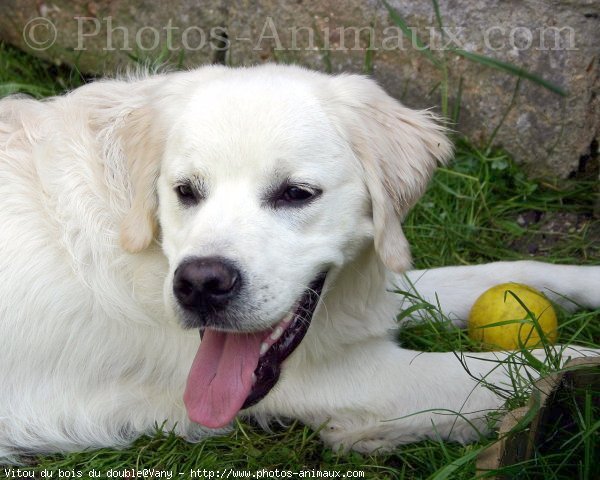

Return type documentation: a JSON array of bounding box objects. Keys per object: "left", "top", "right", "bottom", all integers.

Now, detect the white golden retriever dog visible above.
[{"left": 0, "top": 64, "right": 598, "bottom": 461}]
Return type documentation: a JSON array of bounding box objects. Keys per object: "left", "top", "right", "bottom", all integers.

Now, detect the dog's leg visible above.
[
  {"left": 396, "top": 261, "right": 600, "bottom": 326},
  {"left": 256, "top": 339, "right": 598, "bottom": 453}
]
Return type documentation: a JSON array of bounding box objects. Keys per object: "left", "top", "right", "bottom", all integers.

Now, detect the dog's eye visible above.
[
  {"left": 273, "top": 184, "right": 321, "bottom": 208},
  {"left": 283, "top": 186, "right": 313, "bottom": 202},
  {"left": 175, "top": 184, "right": 198, "bottom": 206}
]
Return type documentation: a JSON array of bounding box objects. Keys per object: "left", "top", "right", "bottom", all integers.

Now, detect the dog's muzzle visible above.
[{"left": 182, "top": 273, "right": 327, "bottom": 429}]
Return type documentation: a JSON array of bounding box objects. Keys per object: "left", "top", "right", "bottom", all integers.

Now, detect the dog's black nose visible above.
[{"left": 173, "top": 257, "right": 241, "bottom": 312}]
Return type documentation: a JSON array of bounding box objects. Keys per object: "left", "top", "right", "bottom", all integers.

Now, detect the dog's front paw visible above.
[
  {"left": 317, "top": 411, "right": 489, "bottom": 453},
  {"left": 318, "top": 417, "right": 421, "bottom": 454}
]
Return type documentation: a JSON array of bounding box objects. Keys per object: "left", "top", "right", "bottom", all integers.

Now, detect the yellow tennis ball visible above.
[{"left": 468, "top": 283, "right": 558, "bottom": 350}]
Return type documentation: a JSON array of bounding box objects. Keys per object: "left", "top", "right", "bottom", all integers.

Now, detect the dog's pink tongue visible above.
[{"left": 184, "top": 329, "right": 263, "bottom": 428}]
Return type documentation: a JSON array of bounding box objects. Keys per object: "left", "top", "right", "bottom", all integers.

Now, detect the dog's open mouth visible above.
[{"left": 183, "top": 274, "right": 326, "bottom": 429}]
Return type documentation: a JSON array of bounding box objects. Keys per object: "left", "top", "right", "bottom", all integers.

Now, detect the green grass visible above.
[
  {"left": 0, "top": 43, "right": 86, "bottom": 97},
  {"left": 0, "top": 42, "right": 598, "bottom": 479}
]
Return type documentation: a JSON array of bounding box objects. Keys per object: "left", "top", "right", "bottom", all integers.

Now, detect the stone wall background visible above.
[{"left": 1, "top": 0, "right": 598, "bottom": 178}]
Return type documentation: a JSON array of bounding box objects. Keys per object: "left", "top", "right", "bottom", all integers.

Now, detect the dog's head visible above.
[{"left": 116, "top": 65, "right": 452, "bottom": 428}]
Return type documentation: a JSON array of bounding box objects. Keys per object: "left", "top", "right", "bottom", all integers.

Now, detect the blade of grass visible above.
[
  {"left": 485, "top": 76, "right": 522, "bottom": 153},
  {"left": 450, "top": 48, "right": 567, "bottom": 96},
  {"left": 0, "top": 82, "right": 55, "bottom": 97},
  {"left": 451, "top": 76, "right": 463, "bottom": 125},
  {"left": 382, "top": 0, "right": 441, "bottom": 68},
  {"left": 431, "top": 0, "right": 449, "bottom": 118},
  {"left": 427, "top": 445, "right": 484, "bottom": 480}
]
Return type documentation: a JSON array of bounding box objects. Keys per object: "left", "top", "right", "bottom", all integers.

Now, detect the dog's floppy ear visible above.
[
  {"left": 118, "top": 104, "right": 165, "bottom": 253},
  {"left": 326, "top": 75, "right": 453, "bottom": 272}
]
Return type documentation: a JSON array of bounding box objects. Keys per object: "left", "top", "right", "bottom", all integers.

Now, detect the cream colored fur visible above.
[{"left": 0, "top": 65, "right": 598, "bottom": 461}]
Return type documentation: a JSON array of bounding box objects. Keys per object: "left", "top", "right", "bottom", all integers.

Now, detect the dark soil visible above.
[{"left": 510, "top": 211, "right": 599, "bottom": 259}]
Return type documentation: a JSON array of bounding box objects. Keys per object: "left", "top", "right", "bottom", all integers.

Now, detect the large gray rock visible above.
[{"left": 1, "top": 0, "right": 598, "bottom": 177}]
